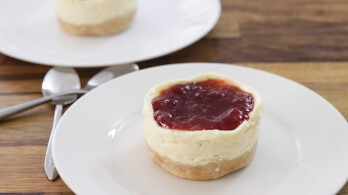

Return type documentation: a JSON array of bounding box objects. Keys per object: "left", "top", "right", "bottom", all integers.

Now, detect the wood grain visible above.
[{"left": 0, "top": 0, "right": 348, "bottom": 193}]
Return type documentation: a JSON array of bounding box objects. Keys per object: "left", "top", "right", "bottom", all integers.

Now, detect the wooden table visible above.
[{"left": 0, "top": 0, "right": 347, "bottom": 194}]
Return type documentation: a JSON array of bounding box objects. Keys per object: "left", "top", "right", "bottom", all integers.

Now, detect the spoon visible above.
[
  {"left": 43, "top": 64, "right": 139, "bottom": 180},
  {"left": 0, "top": 64, "right": 139, "bottom": 121},
  {"left": 42, "top": 67, "right": 81, "bottom": 180}
]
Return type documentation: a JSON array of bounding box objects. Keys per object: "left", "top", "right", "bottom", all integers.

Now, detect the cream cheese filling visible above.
[
  {"left": 143, "top": 73, "right": 263, "bottom": 166},
  {"left": 54, "top": 0, "right": 137, "bottom": 25}
]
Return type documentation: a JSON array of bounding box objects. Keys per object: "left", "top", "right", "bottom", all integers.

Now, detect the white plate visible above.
[
  {"left": 0, "top": 0, "right": 220, "bottom": 67},
  {"left": 53, "top": 63, "right": 348, "bottom": 195}
]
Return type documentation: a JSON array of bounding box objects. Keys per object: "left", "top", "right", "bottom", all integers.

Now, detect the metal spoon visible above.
[
  {"left": 42, "top": 67, "right": 81, "bottom": 180},
  {"left": 43, "top": 64, "right": 139, "bottom": 180},
  {"left": 0, "top": 64, "right": 139, "bottom": 121}
]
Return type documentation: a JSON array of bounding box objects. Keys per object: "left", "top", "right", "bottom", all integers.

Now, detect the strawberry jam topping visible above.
[{"left": 152, "top": 79, "right": 254, "bottom": 131}]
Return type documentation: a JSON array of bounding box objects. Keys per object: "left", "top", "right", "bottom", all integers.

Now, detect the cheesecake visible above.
[
  {"left": 54, "top": 0, "right": 137, "bottom": 36},
  {"left": 143, "top": 73, "right": 263, "bottom": 180}
]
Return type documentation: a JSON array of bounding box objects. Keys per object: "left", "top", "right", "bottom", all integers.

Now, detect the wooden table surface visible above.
[{"left": 0, "top": 0, "right": 347, "bottom": 194}]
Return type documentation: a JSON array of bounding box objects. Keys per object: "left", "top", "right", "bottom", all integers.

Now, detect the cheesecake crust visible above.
[
  {"left": 147, "top": 142, "right": 257, "bottom": 180},
  {"left": 57, "top": 10, "right": 136, "bottom": 36}
]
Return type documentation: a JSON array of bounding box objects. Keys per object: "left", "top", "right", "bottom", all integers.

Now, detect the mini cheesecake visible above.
[
  {"left": 143, "top": 73, "right": 263, "bottom": 180},
  {"left": 54, "top": 0, "right": 137, "bottom": 36}
]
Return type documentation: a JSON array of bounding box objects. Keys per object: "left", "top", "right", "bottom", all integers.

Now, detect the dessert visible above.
[
  {"left": 54, "top": 0, "right": 137, "bottom": 36},
  {"left": 143, "top": 73, "right": 263, "bottom": 180}
]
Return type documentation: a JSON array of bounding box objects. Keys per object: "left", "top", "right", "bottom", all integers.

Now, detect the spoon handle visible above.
[
  {"left": 44, "top": 104, "right": 62, "bottom": 180},
  {"left": 0, "top": 90, "right": 87, "bottom": 121},
  {"left": 0, "top": 95, "right": 53, "bottom": 120}
]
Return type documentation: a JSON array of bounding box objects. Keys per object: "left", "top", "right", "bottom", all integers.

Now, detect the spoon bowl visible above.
[
  {"left": 42, "top": 67, "right": 81, "bottom": 105},
  {"left": 84, "top": 64, "right": 139, "bottom": 90}
]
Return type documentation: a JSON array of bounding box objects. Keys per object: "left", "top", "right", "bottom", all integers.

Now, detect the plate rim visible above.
[
  {"left": 52, "top": 63, "right": 348, "bottom": 194},
  {"left": 0, "top": 0, "right": 221, "bottom": 67}
]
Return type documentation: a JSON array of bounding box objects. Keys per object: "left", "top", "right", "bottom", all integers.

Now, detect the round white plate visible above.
[
  {"left": 53, "top": 63, "right": 348, "bottom": 195},
  {"left": 0, "top": 0, "right": 220, "bottom": 67}
]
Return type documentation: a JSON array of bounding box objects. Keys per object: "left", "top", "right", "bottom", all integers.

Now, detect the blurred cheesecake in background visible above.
[{"left": 54, "top": 0, "right": 137, "bottom": 36}]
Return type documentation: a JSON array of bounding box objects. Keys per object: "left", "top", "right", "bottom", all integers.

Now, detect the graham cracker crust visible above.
[
  {"left": 147, "top": 142, "right": 257, "bottom": 180},
  {"left": 57, "top": 10, "right": 136, "bottom": 36}
]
